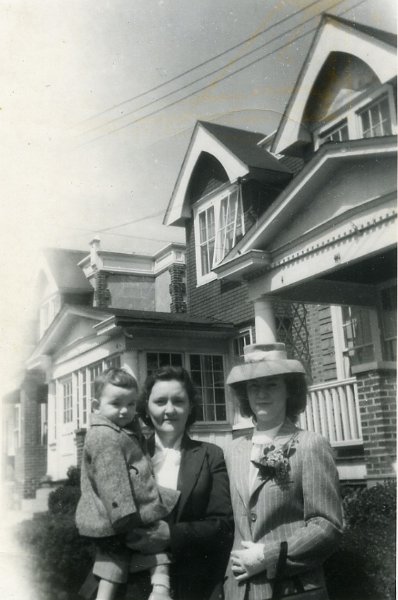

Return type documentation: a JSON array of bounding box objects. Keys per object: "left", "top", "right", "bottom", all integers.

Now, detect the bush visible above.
[
  {"left": 16, "top": 466, "right": 95, "bottom": 600},
  {"left": 325, "top": 481, "right": 396, "bottom": 600},
  {"left": 48, "top": 466, "right": 81, "bottom": 515}
]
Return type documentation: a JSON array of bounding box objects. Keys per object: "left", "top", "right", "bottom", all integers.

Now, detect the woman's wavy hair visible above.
[
  {"left": 231, "top": 373, "right": 308, "bottom": 423},
  {"left": 137, "top": 365, "right": 200, "bottom": 430}
]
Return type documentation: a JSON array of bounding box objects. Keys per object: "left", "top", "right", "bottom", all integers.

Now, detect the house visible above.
[
  {"left": 164, "top": 14, "right": 397, "bottom": 485},
  {"left": 5, "top": 241, "right": 234, "bottom": 497},
  {"left": 3, "top": 13, "right": 396, "bottom": 502}
]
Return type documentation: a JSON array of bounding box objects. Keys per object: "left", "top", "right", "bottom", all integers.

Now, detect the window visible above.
[
  {"left": 359, "top": 95, "right": 392, "bottom": 138},
  {"left": 62, "top": 378, "right": 73, "bottom": 424},
  {"left": 58, "top": 355, "right": 122, "bottom": 430},
  {"left": 89, "top": 362, "right": 103, "bottom": 399},
  {"left": 105, "top": 355, "right": 122, "bottom": 369},
  {"left": 314, "top": 85, "right": 395, "bottom": 150},
  {"left": 214, "top": 189, "right": 244, "bottom": 263},
  {"left": 319, "top": 119, "right": 349, "bottom": 145},
  {"left": 146, "top": 352, "right": 183, "bottom": 376},
  {"left": 233, "top": 327, "right": 254, "bottom": 356},
  {"left": 40, "top": 403, "right": 48, "bottom": 445},
  {"left": 199, "top": 206, "right": 216, "bottom": 276},
  {"left": 189, "top": 354, "right": 226, "bottom": 422},
  {"left": 380, "top": 284, "right": 397, "bottom": 361},
  {"left": 341, "top": 306, "right": 375, "bottom": 366},
  {"left": 194, "top": 185, "right": 244, "bottom": 284},
  {"left": 79, "top": 369, "right": 87, "bottom": 427}
]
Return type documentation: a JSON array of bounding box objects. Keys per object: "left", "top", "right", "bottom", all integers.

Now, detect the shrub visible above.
[
  {"left": 325, "top": 480, "right": 396, "bottom": 600},
  {"left": 48, "top": 466, "right": 81, "bottom": 515},
  {"left": 16, "top": 465, "right": 95, "bottom": 600}
]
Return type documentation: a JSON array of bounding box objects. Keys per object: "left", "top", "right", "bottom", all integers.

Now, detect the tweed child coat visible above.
[
  {"left": 76, "top": 414, "right": 170, "bottom": 538},
  {"left": 224, "top": 419, "right": 343, "bottom": 600}
]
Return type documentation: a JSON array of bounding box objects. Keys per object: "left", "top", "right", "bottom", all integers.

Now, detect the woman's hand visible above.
[
  {"left": 127, "top": 520, "right": 171, "bottom": 554},
  {"left": 231, "top": 541, "right": 267, "bottom": 581}
]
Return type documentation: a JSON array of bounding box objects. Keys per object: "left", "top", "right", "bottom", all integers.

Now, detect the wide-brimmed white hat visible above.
[{"left": 227, "top": 342, "right": 305, "bottom": 386}]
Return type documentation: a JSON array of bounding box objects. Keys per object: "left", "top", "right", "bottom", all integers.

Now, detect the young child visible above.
[{"left": 76, "top": 367, "right": 178, "bottom": 600}]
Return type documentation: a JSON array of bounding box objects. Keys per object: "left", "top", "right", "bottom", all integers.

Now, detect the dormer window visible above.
[
  {"left": 194, "top": 184, "right": 244, "bottom": 285},
  {"left": 314, "top": 84, "right": 396, "bottom": 150},
  {"left": 319, "top": 119, "right": 349, "bottom": 145},
  {"left": 358, "top": 95, "right": 392, "bottom": 138}
]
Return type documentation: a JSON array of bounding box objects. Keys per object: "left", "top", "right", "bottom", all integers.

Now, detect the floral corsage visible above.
[{"left": 251, "top": 434, "right": 298, "bottom": 486}]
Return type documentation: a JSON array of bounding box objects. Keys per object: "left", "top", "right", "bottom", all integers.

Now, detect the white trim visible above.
[
  {"left": 273, "top": 16, "right": 397, "bottom": 155},
  {"left": 313, "top": 84, "right": 396, "bottom": 150},
  {"left": 164, "top": 123, "right": 249, "bottom": 226},
  {"left": 237, "top": 141, "right": 396, "bottom": 257}
]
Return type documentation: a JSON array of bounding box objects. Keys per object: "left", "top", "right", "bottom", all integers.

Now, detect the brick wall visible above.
[
  {"left": 15, "top": 371, "right": 47, "bottom": 498},
  {"left": 356, "top": 368, "right": 397, "bottom": 480},
  {"left": 186, "top": 220, "right": 254, "bottom": 323},
  {"left": 169, "top": 263, "right": 187, "bottom": 313},
  {"left": 93, "top": 271, "right": 111, "bottom": 308}
]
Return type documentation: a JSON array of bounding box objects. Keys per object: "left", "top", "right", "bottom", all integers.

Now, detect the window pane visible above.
[
  {"left": 189, "top": 354, "right": 226, "bottom": 422},
  {"left": 201, "top": 244, "right": 209, "bottom": 274},
  {"left": 380, "top": 285, "right": 397, "bottom": 361},
  {"left": 171, "top": 353, "right": 183, "bottom": 366},
  {"left": 360, "top": 95, "right": 392, "bottom": 138}
]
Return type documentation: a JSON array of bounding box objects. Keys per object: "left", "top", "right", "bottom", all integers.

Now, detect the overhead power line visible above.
[
  {"left": 80, "top": 0, "right": 325, "bottom": 126},
  {"left": 82, "top": 0, "right": 345, "bottom": 138},
  {"left": 97, "top": 209, "right": 165, "bottom": 233},
  {"left": 83, "top": 0, "right": 366, "bottom": 145}
]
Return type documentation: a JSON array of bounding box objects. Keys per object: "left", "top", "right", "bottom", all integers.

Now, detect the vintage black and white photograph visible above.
[{"left": 0, "top": 1, "right": 396, "bottom": 599}]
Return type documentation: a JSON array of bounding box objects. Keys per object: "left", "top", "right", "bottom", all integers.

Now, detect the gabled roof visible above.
[
  {"left": 163, "top": 121, "right": 291, "bottom": 226},
  {"left": 272, "top": 14, "right": 397, "bottom": 155},
  {"left": 215, "top": 135, "right": 397, "bottom": 271},
  {"left": 42, "top": 248, "right": 92, "bottom": 293},
  {"left": 330, "top": 14, "right": 397, "bottom": 47},
  {"left": 198, "top": 122, "right": 291, "bottom": 172}
]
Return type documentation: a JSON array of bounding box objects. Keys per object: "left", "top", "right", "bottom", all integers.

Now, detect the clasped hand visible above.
[
  {"left": 230, "top": 541, "right": 266, "bottom": 582},
  {"left": 126, "top": 520, "right": 170, "bottom": 554}
]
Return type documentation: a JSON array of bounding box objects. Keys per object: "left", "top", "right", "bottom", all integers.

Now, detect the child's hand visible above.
[{"left": 127, "top": 520, "right": 170, "bottom": 553}]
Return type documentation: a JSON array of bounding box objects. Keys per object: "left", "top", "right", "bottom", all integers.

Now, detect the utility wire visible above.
[
  {"left": 97, "top": 209, "right": 165, "bottom": 233},
  {"left": 84, "top": 0, "right": 366, "bottom": 145},
  {"left": 83, "top": 0, "right": 341, "bottom": 137},
  {"left": 80, "top": 0, "right": 326, "bottom": 126}
]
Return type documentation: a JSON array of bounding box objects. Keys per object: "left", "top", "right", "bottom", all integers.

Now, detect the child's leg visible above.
[
  {"left": 96, "top": 578, "right": 119, "bottom": 600},
  {"left": 148, "top": 564, "right": 172, "bottom": 600}
]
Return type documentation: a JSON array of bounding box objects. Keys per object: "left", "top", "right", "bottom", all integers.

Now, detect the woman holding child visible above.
[
  {"left": 223, "top": 343, "right": 343, "bottom": 600},
  {"left": 77, "top": 365, "right": 233, "bottom": 600},
  {"left": 129, "top": 365, "right": 234, "bottom": 600}
]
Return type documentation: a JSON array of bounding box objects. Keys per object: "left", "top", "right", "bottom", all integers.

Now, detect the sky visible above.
[{"left": 0, "top": 0, "right": 396, "bottom": 391}]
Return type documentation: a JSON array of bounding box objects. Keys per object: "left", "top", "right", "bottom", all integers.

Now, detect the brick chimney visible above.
[{"left": 89, "top": 237, "right": 111, "bottom": 309}]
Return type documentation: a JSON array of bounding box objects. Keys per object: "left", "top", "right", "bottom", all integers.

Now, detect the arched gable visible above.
[
  {"left": 303, "top": 52, "right": 379, "bottom": 129},
  {"left": 272, "top": 16, "right": 396, "bottom": 155},
  {"left": 186, "top": 152, "right": 229, "bottom": 205}
]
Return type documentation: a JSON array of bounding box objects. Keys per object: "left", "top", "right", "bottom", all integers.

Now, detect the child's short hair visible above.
[{"left": 94, "top": 367, "right": 138, "bottom": 400}]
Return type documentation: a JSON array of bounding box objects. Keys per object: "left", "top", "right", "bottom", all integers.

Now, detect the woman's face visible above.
[
  {"left": 246, "top": 376, "right": 287, "bottom": 428},
  {"left": 147, "top": 379, "right": 191, "bottom": 441}
]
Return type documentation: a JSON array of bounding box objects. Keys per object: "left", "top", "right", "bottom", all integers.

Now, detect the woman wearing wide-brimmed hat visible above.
[{"left": 224, "top": 343, "right": 343, "bottom": 600}]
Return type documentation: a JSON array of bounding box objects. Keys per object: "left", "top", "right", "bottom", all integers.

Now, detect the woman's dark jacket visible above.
[{"left": 147, "top": 434, "right": 234, "bottom": 600}]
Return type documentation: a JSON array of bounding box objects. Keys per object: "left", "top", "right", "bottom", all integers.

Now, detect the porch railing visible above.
[{"left": 300, "top": 377, "right": 362, "bottom": 447}]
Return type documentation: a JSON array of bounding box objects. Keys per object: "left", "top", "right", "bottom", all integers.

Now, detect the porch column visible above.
[{"left": 254, "top": 296, "right": 276, "bottom": 343}]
